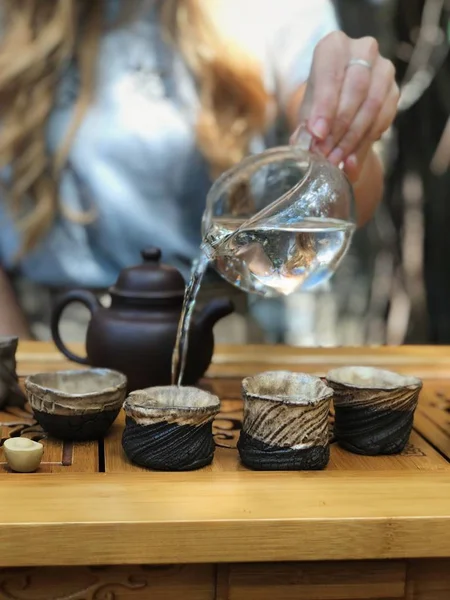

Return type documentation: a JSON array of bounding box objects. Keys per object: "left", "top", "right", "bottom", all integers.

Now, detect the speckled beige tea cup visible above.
[
  {"left": 25, "top": 369, "right": 127, "bottom": 441},
  {"left": 238, "top": 371, "right": 333, "bottom": 471},
  {"left": 326, "top": 366, "right": 422, "bottom": 455},
  {"left": 122, "top": 386, "right": 220, "bottom": 471}
]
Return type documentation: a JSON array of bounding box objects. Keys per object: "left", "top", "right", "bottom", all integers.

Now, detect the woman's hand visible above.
[{"left": 294, "top": 32, "right": 399, "bottom": 183}]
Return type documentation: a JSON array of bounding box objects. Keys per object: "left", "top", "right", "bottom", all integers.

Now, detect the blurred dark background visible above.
[{"left": 285, "top": 0, "right": 450, "bottom": 347}]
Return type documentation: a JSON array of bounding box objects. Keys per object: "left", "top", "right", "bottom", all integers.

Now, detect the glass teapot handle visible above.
[
  {"left": 229, "top": 128, "right": 315, "bottom": 233},
  {"left": 291, "top": 125, "right": 313, "bottom": 152},
  {"left": 292, "top": 125, "right": 347, "bottom": 171}
]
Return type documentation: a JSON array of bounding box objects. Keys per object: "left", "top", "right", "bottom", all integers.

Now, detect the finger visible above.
[
  {"left": 299, "top": 31, "right": 349, "bottom": 141},
  {"left": 344, "top": 82, "right": 399, "bottom": 182},
  {"left": 367, "top": 81, "right": 400, "bottom": 141},
  {"left": 343, "top": 142, "right": 371, "bottom": 183},
  {"left": 328, "top": 57, "right": 397, "bottom": 162},
  {"left": 344, "top": 80, "right": 399, "bottom": 172},
  {"left": 322, "top": 37, "right": 379, "bottom": 162}
]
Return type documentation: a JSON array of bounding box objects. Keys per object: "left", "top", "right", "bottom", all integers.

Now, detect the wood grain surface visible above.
[{"left": 1, "top": 342, "right": 450, "bottom": 568}]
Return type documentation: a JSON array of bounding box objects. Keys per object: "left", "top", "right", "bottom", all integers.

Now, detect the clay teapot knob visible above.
[{"left": 141, "top": 248, "right": 162, "bottom": 262}]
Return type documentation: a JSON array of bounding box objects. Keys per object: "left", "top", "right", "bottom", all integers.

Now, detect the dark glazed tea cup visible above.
[
  {"left": 25, "top": 369, "right": 127, "bottom": 440},
  {"left": 0, "top": 336, "right": 26, "bottom": 409},
  {"left": 237, "top": 371, "right": 333, "bottom": 471},
  {"left": 326, "top": 366, "right": 422, "bottom": 455},
  {"left": 122, "top": 386, "right": 220, "bottom": 471}
]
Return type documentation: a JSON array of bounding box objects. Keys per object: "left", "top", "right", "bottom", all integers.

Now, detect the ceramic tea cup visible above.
[
  {"left": 326, "top": 366, "right": 422, "bottom": 455},
  {"left": 25, "top": 369, "right": 127, "bottom": 441},
  {"left": 0, "top": 336, "right": 26, "bottom": 409},
  {"left": 237, "top": 371, "right": 333, "bottom": 471},
  {"left": 122, "top": 386, "right": 220, "bottom": 471}
]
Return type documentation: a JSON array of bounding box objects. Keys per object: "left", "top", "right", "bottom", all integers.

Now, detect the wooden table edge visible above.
[
  {"left": 1, "top": 517, "right": 450, "bottom": 567},
  {"left": 0, "top": 470, "right": 450, "bottom": 566}
]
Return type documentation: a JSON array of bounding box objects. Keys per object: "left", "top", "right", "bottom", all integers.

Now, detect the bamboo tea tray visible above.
[{"left": 1, "top": 342, "right": 450, "bottom": 600}]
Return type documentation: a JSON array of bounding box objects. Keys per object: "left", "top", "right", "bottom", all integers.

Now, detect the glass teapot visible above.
[{"left": 201, "top": 141, "right": 356, "bottom": 298}]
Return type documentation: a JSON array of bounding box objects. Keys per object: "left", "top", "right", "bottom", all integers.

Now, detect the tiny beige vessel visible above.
[{"left": 3, "top": 438, "right": 44, "bottom": 472}]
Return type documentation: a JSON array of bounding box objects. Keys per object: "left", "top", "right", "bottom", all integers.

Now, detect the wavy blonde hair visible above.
[{"left": 0, "top": 0, "right": 269, "bottom": 253}]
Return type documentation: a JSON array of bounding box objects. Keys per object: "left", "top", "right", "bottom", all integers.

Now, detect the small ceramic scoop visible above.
[{"left": 3, "top": 438, "right": 44, "bottom": 473}]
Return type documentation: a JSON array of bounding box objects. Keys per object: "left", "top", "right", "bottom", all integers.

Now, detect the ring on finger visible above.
[{"left": 346, "top": 58, "right": 373, "bottom": 71}]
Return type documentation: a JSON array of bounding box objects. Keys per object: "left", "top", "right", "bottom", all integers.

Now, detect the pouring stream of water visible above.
[{"left": 171, "top": 252, "right": 211, "bottom": 386}]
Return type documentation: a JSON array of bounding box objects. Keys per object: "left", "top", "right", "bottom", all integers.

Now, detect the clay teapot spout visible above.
[{"left": 197, "top": 298, "right": 234, "bottom": 333}]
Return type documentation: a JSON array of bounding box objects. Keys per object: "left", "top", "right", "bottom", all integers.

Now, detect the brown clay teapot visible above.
[{"left": 50, "top": 248, "right": 234, "bottom": 391}]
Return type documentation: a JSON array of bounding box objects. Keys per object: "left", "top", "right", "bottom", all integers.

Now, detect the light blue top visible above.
[{"left": 0, "top": 0, "right": 338, "bottom": 286}]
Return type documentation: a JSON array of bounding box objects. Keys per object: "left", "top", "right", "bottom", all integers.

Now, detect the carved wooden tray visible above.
[{"left": 2, "top": 342, "right": 450, "bottom": 570}]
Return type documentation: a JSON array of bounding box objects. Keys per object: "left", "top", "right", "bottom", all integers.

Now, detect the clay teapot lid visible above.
[{"left": 110, "top": 248, "right": 185, "bottom": 302}]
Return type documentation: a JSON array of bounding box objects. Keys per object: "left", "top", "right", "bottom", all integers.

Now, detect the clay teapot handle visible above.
[{"left": 50, "top": 290, "right": 101, "bottom": 365}]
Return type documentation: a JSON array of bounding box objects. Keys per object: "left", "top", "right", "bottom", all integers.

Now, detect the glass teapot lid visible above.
[{"left": 110, "top": 248, "right": 185, "bottom": 302}]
